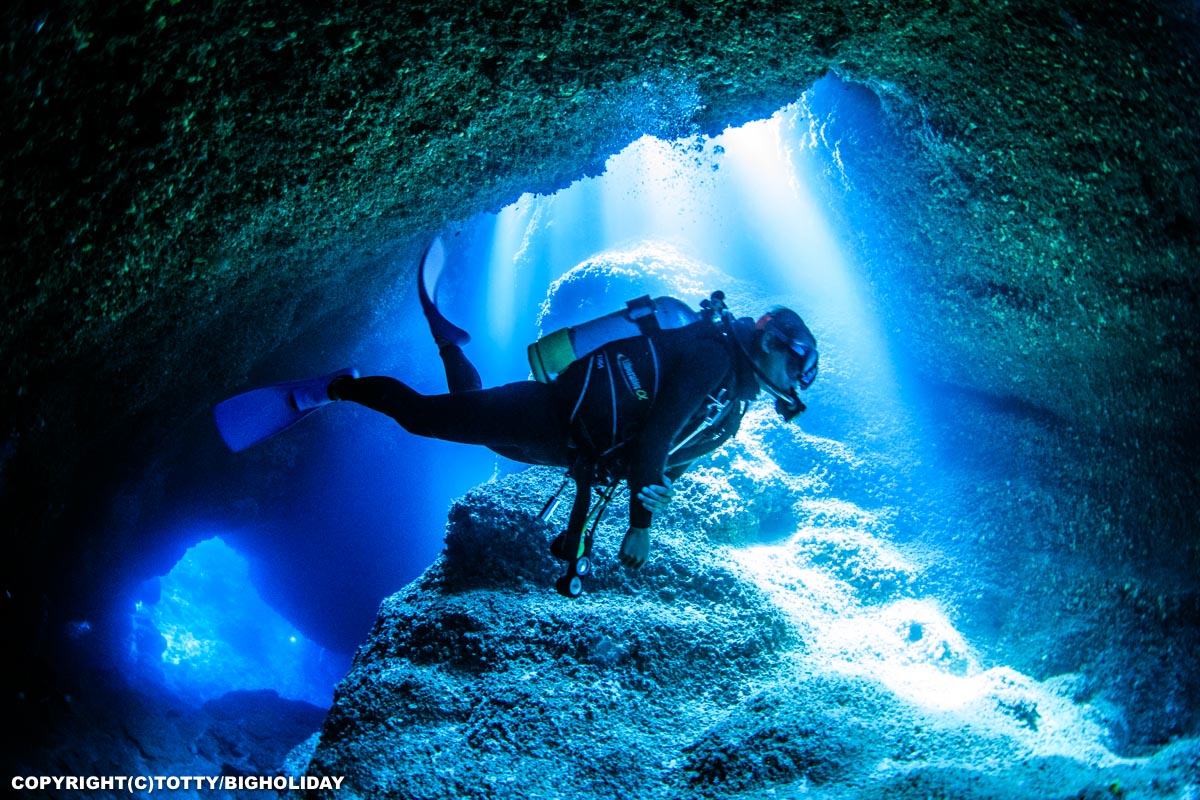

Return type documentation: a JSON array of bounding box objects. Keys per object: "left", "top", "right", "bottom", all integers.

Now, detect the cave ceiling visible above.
[{"left": 1, "top": 0, "right": 1197, "bottom": 641}]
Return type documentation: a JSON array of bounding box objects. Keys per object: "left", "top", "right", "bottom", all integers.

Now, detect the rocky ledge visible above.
[{"left": 294, "top": 411, "right": 1200, "bottom": 799}]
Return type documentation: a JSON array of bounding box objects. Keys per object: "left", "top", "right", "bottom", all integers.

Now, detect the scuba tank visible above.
[{"left": 528, "top": 295, "right": 701, "bottom": 382}]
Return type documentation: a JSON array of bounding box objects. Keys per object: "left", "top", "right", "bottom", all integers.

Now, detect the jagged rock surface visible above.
[
  {"left": 298, "top": 417, "right": 1200, "bottom": 799},
  {"left": 3, "top": 0, "right": 1198, "bottom": 783}
]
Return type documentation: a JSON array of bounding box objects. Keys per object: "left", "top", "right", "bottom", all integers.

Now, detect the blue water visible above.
[{"left": 135, "top": 74, "right": 919, "bottom": 709}]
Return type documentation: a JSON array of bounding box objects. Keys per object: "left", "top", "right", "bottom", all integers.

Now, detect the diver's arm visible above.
[
  {"left": 666, "top": 463, "right": 690, "bottom": 482},
  {"left": 662, "top": 400, "right": 746, "bottom": 481},
  {"left": 626, "top": 340, "right": 728, "bottom": 529}
]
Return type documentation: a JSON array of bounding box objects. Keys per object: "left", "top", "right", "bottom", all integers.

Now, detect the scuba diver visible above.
[{"left": 214, "top": 240, "right": 818, "bottom": 595}]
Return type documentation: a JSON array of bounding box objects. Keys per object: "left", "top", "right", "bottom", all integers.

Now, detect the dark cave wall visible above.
[
  {"left": 825, "top": 2, "right": 1200, "bottom": 568},
  {"left": 1, "top": 0, "right": 1197, "bottom": 703}
]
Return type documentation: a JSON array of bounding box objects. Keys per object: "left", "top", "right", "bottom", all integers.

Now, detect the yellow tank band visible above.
[{"left": 528, "top": 327, "right": 576, "bottom": 382}]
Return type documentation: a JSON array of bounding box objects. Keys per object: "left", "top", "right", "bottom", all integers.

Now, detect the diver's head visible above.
[{"left": 750, "top": 307, "right": 819, "bottom": 419}]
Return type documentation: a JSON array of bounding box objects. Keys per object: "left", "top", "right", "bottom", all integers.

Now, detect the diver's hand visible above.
[
  {"left": 636, "top": 476, "right": 675, "bottom": 515},
  {"left": 619, "top": 527, "right": 651, "bottom": 569}
]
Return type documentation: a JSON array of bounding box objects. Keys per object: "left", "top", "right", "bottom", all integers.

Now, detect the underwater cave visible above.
[{"left": 2, "top": 1, "right": 1199, "bottom": 798}]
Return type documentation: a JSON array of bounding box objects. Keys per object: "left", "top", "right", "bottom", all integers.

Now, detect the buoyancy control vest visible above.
[
  {"left": 564, "top": 332, "right": 664, "bottom": 462},
  {"left": 549, "top": 302, "right": 753, "bottom": 480}
]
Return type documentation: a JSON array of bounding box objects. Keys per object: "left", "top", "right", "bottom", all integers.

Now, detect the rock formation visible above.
[
  {"left": 299, "top": 413, "right": 1200, "bottom": 798},
  {"left": 2, "top": 0, "right": 1197, "bottom": 786}
]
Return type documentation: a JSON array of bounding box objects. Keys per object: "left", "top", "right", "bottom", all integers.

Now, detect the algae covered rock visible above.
[
  {"left": 294, "top": 427, "right": 1198, "bottom": 799},
  {"left": 302, "top": 465, "right": 793, "bottom": 799}
]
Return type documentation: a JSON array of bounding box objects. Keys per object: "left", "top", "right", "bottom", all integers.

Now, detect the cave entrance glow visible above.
[
  {"left": 393, "top": 74, "right": 1120, "bottom": 760},
  {"left": 340, "top": 73, "right": 927, "bottom": 649},
  {"left": 430, "top": 74, "right": 909, "bottom": 434},
  {"left": 177, "top": 74, "right": 923, "bottom": 713},
  {"left": 132, "top": 536, "right": 349, "bottom": 708}
]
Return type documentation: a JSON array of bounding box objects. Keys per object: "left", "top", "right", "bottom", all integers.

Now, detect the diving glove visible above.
[{"left": 618, "top": 527, "right": 650, "bottom": 569}]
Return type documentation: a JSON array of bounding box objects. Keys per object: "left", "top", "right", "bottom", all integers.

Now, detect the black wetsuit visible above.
[{"left": 336, "top": 318, "right": 762, "bottom": 530}]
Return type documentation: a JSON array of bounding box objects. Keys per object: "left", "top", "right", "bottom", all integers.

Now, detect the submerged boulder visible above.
[{"left": 294, "top": 415, "right": 1200, "bottom": 799}]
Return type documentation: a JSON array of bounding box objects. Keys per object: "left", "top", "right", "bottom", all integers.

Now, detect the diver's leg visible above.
[
  {"left": 331, "top": 376, "right": 569, "bottom": 465},
  {"left": 417, "top": 239, "right": 481, "bottom": 391},
  {"left": 438, "top": 344, "right": 482, "bottom": 393}
]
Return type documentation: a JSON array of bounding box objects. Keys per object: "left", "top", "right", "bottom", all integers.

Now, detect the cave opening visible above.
[
  {"left": 121, "top": 72, "right": 917, "bottom": 711},
  {"left": 131, "top": 536, "right": 350, "bottom": 708}
]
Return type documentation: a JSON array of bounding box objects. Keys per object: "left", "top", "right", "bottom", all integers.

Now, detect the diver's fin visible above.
[
  {"left": 213, "top": 368, "right": 358, "bottom": 453},
  {"left": 418, "top": 237, "right": 471, "bottom": 346}
]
